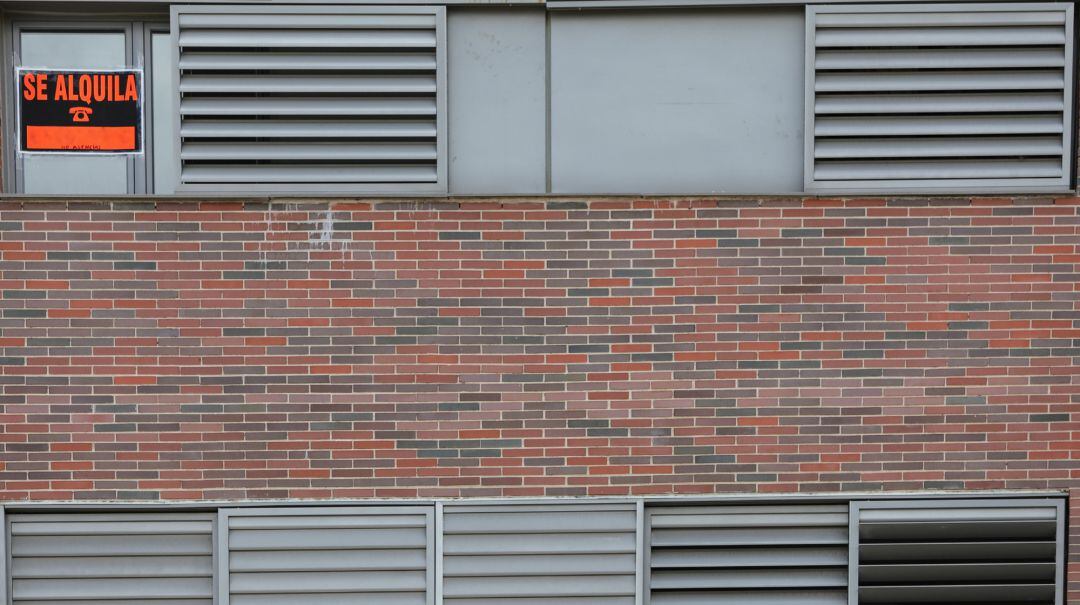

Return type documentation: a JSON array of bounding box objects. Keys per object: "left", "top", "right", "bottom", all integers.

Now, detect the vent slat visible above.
[
  {"left": 815, "top": 115, "right": 1063, "bottom": 136},
  {"left": 815, "top": 26, "right": 1065, "bottom": 47},
  {"left": 815, "top": 70, "right": 1064, "bottom": 93},
  {"left": 815, "top": 158, "right": 1062, "bottom": 180},
  {"left": 651, "top": 568, "right": 848, "bottom": 590},
  {"left": 859, "top": 541, "right": 1056, "bottom": 562},
  {"left": 806, "top": 3, "right": 1072, "bottom": 192},
  {"left": 859, "top": 562, "right": 1057, "bottom": 583},
  {"left": 815, "top": 136, "right": 1063, "bottom": 159},
  {"left": 177, "top": 12, "right": 436, "bottom": 29},
  {"left": 180, "top": 97, "right": 437, "bottom": 117},
  {"left": 650, "top": 591, "right": 846, "bottom": 605},
  {"left": 179, "top": 74, "right": 436, "bottom": 94},
  {"left": 174, "top": 5, "right": 443, "bottom": 192},
  {"left": 815, "top": 10, "right": 1066, "bottom": 27},
  {"left": 815, "top": 93, "right": 1064, "bottom": 115},
  {"left": 181, "top": 120, "right": 435, "bottom": 139},
  {"left": 178, "top": 29, "right": 436, "bottom": 48},
  {"left": 179, "top": 52, "right": 436, "bottom": 71},
  {"left": 182, "top": 142, "right": 437, "bottom": 161},
  {"left": 181, "top": 164, "right": 438, "bottom": 184},
  {"left": 816, "top": 48, "right": 1065, "bottom": 70}
]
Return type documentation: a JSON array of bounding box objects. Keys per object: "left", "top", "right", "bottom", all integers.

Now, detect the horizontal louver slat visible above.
[
  {"left": 815, "top": 92, "right": 1064, "bottom": 115},
  {"left": 181, "top": 165, "right": 438, "bottom": 184},
  {"left": 815, "top": 158, "right": 1062, "bottom": 180},
  {"left": 180, "top": 52, "right": 436, "bottom": 71},
  {"left": 179, "top": 75, "right": 436, "bottom": 94},
  {"left": 180, "top": 97, "right": 437, "bottom": 116},
  {"left": 806, "top": 3, "right": 1073, "bottom": 193},
  {"left": 815, "top": 25, "right": 1066, "bottom": 47},
  {"left": 177, "top": 12, "right": 436, "bottom": 29},
  {"left": 174, "top": 5, "right": 444, "bottom": 193},
  {"left": 178, "top": 29, "right": 435, "bottom": 48},
  {"left": 815, "top": 47, "right": 1065, "bottom": 70},
  {"left": 814, "top": 136, "right": 1063, "bottom": 159}
]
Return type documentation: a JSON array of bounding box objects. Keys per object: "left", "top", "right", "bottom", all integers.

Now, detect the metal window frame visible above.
[
  {"left": 803, "top": 1, "right": 1076, "bottom": 195},
  {"left": 169, "top": 3, "right": 448, "bottom": 196},
  {"left": 2, "top": 17, "right": 169, "bottom": 194},
  {"left": 215, "top": 504, "right": 437, "bottom": 605},
  {"left": 848, "top": 497, "right": 1067, "bottom": 605}
]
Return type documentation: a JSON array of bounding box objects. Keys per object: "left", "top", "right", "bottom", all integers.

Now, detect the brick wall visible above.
[{"left": 0, "top": 196, "right": 1077, "bottom": 594}]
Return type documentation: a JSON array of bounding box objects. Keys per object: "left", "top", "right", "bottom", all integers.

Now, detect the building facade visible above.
[{"left": 0, "top": 1, "right": 1075, "bottom": 605}]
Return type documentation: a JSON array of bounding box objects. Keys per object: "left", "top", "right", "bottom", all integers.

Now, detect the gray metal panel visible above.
[
  {"left": 8, "top": 513, "right": 214, "bottom": 605},
  {"left": 805, "top": 2, "right": 1075, "bottom": 193},
  {"left": 171, "top": 4, "right": 446, "bottom": 195},
  {"left": 647, "top": 505, "right": 848, "bottom": 605},
  {"left": 221, "top": 506, "right": 434, "bottom": 605},
  {"left": 549, "top": 8, "right": 804, "bottom": 195},
  {"left": 851, "top": 498, "right": 1065, "bottom": 605},
  {"left": 442, "top": 504, "right": 637, "bottom": 605},
  {"left": 447, "top": 8, "right": 547, "bottom": 195}
]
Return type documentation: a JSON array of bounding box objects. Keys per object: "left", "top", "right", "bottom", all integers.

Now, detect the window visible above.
[{"left": 5, "top": 20, "right": 174, "bottom": 194}]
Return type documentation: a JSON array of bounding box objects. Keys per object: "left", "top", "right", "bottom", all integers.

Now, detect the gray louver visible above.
[
  {"left": 647, "top": 504, "right": 848, "bottom": 605},
  {"left": 220, "top": 506, "right": 434, "bottom": 605},
  {"left": 9, "top": 513, "right": 214, "bottom": 605},
  {"left": 172, "top": 5, "right": 446, "bottom": 193},
  {"left": 442, "top": 503, "right": 638, "bottom": 605},
  {"left": 806, "top": 3, "right": 1074, "bottom": 193},
  {"left": 853, "top": 499, "right": 1065, "bottom": 605}
]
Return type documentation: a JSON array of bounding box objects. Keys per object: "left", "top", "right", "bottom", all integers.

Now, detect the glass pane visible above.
[
  {"left": 151, "top": 32, "right": 176, "bottom": 194},
  {"left": 20, "top": 31, "right": 128, "bottom": 194}
]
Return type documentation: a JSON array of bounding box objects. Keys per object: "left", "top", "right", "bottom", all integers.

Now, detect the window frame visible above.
[{"left": 1, "top": 16, "right": 169, "bottom": 194}]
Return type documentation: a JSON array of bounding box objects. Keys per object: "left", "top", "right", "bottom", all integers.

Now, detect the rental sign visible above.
[{"left": 18, "top": 69, "right": 143, "bottom": 154}]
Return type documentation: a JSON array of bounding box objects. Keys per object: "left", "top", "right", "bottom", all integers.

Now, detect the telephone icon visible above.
[{"left": 69, "top": 106, "right": 92, "bottom": 123}]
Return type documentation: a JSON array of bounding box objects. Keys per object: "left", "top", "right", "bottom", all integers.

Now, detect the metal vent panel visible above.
[
  {"left": 9, "top": 513, "right": 214, "bottom": 605},
  {"left": 171, "top": 5, "right": 445, "bottom": 194},
  {"left": 805, "top": 2, "right": 1074, "bottom": 193},
  {"left": 442, "top": 504, "right": 638, "bottom": 605},
  {"left": 220, "top": 506, "right": 434, "bottom": 605},
  {"left": 647, "top": 504, "right": 848, "bottom": 605},
  {"left": 852, "top": 499, "right": 1065, "bottom": 605}
]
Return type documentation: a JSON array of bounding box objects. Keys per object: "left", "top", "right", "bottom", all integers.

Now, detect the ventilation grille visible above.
[
  {"left": 222, "top": 506, "right": 433, "bottom": 605},
  {"left": 9, "top": 513, "right": 214, "bottom": 605},
  {"left": 647, "top": 504, "right": 848, "bottom": 605},
  {"left": 442, "top": 504, "right": 637, "bottom": 605},
  {"left": 807, "top": 3, "right": 1074, "bottom": 192},
  {"left": 173, "top": 5, "right": 444, "bottom": 193},
  {"left": 855, "top": 500, "right": 1063, "bottom": 604}
]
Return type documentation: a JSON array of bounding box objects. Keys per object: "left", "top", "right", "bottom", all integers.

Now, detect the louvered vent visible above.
[
  {"left": 9, "top": 513, "right": 214, "bottom": 605},
  {"left": 854, "top": 499, "right": 1064, "bottom": 604},
  {"left": 221, "top": 506, "right": 434, "bottom": 605},
  {"left": 172, "top": 5, "right": 445, "bottom": 193},
  {"left": 806, "top": 3, "right": 1074, "bottom": 192},
  {"left": 442, "top": 504, "right": 637, "bottom": 605},
  {"left": 647, "top": 504, "right": 848, "bottom": 605}
]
